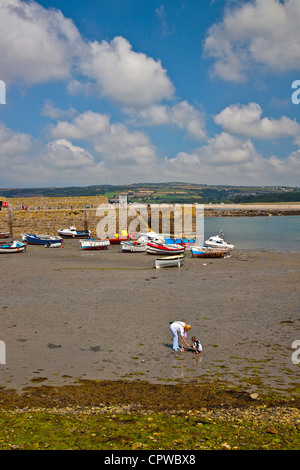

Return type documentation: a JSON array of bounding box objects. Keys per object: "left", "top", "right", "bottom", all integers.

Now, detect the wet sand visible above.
[{"left": 0, "top": 240, "right": 299, "bottom": 398}]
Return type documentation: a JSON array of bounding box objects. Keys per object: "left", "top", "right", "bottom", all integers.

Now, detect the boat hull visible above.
[
  {"left": 192, "top": 246, "right": 231, "bottom": 258},
  {"left": 0, "top": 241, "right": 27, "bottom": 253},
  {"left": 79, "top": 239, "right": 110, "bottom": 250},
  {"left": 155, "top": 254, "right": 185, "bottom": 268},
  {"left": 21, "top": 233, "right": 63, "bottom": 245},
  {"left": 57, "top": 230, "right": 91, "bottom": 239},
  {"left": 147, "top": 242, "right": 185, "bottom": 255},
  {"left": 121, "top": 241, "right": 147, "bottom": 252}
]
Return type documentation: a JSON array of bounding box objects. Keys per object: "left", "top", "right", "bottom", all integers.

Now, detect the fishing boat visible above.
[
  {"left": 120, "top": 240, "right": 147, "bottom": 252},
  {"left": 0, "top": 240, "right": 27, "bottom": 253},
  {"left": 204, "top": 231, "right": 234, "bottom": 250},
  {"left": 155, "top": 254, "right": 185, "bottom": 269},
  {"left": 146, "top": 242, "right": 185, "bottom": 255},
  {"left": 191, "top": 246, "right": 231, "bottom": 258},
  {"left": 21, "top": 233, "right": 63, "bottom": 246},
  {"left": 79, "top": 239, "right": 110, "bottom": 250},
  {"left": 57, "top": 226, "right": 91, "bottom": 239},
  {"left": 0, "top": 232, "right": 9, "bottom": 238}
]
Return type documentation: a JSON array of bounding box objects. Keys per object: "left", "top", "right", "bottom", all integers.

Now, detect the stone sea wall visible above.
[{"left": 0, "top": 197, "right": 299, "bottom": 238}]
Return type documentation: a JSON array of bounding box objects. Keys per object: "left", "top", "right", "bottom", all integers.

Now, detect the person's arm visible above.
[{"left": 181, "top": 336, "right": 190, "bottom": 348}]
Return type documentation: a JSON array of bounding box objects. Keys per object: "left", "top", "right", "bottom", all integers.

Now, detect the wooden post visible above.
[
  {"left": 8, "top": 210, "right": 13, "bottom": 238},
  {"left": 84, "top": 210, "right": 88, "bottom": 231}
]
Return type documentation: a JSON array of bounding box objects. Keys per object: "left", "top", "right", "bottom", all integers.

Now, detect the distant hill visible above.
[{"left": 0, "top": 183, "right": 299, "bottom": 204}]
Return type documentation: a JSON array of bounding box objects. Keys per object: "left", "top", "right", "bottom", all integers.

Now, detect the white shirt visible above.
[{"left": 171, "top": 321, "right": 186, "bottom": 336}]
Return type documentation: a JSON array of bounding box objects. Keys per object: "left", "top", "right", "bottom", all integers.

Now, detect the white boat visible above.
[
  {"left": 134, "top": 231, "right": 166, "bottom": 244},
  {"left": 57, "top": 226, "right": 91, "bottom": 238},
  {"left": 79, "top": 239, "right": 110, "bottom": 250},
  {"left": 204, "top": 231, "right": 234, "bottom": 250},
  {"left": 120, "top": 241, "right": 147, "bottom": 252},
  {"left": 44, "top": 242, "right": 62, "bottom": 248},
  {"left": 147, "top": 242, "right": 185, "bottom": 255},
  {"left": 0, "top": 240, "right": 27, "bottom": 253},
  {"left": 155, "top": 254, "right": 185, "bottom": 269}
]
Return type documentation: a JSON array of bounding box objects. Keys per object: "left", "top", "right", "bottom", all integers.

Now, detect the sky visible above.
[{"left": 1, "top": 0, "right": 300, "bottom": 188}]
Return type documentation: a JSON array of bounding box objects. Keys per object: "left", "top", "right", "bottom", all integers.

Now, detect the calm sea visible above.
[{"left": 199, "top": 215, "right": 299, "bottom": 251}]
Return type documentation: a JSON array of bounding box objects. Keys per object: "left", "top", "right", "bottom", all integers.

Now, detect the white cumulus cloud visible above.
[
  {"left": 0, "top": 1, "right": 174, "bottom": 109},
  {"left": 49, "top": 111, "right": 110, "bottom": 140},
  {"left": 204, "top": 0, "right": 300, "bottom": 81},
  {"left": 80, "top": 36, "right": 175, "bottom": 107},
  {"left": 127, "top": 101, "right": 207, "bottom": 141},
  {"left": 0, "top": 0, "right": 85, "bottom": 85},
  {"left": 214, "top": 103, "right": 300, "bottom": 141}
]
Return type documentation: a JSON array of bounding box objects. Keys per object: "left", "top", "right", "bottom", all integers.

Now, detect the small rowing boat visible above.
[
  {"left": 120, "top": 241, "right": 147, "bottom": 252},
  {"left": 21, "top": 233, "right": 63, "bottom": 246},
  {"left": 0, "top": 240, "right": 27, "bottom": 253},
  {"left": 155, "top": 254, "right": 185, "bottom": 269},
  {"left": 79, "top": 239, "right": 110, "bottom": 250}
]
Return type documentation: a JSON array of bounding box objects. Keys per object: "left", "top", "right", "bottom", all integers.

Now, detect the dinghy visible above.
[
  {"left": 0, "top": 240, "right": 27, "bottom": 253},
  {"left": 155, "top": 254, "right": 185, "bottom": 269}
]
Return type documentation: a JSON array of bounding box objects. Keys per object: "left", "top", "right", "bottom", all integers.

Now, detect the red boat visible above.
[{"left": 146, "top": 242, "right": 185, "bottom": 255}]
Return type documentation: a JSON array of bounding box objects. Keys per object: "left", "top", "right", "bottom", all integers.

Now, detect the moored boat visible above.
[
  {"left": 204, "top": 231, "right": 234, "bottom": 250},
  {"left": 0, "top": 232, "right": 9, "bottom": 238},
  {"left": 191, "top": 246, "right": 231, "bottom": 258},
  {"left": 120, "top": 241, "right": 147, "bottom": 252},
  {"left": 21, "top": 233, "right": 63, "bottom": 246},
  {"left": 57, "top": 226, "right": 91, "bottom": 238},
  {"left": 0, "top": 240, "right": 27, "bottom": 253},
  {"left": 146, "top": 242, "right": 185, "bottom": 255},
  {"left": 79, "top": 239, "right": 110, "bottom": 250},
  {"left": 155, "top": 254, "right": 185, "bottom": 269}
]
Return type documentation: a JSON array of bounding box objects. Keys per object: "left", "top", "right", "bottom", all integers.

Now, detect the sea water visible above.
[{"left": 200, "top": 215, "right": 299, "bottom": 251}]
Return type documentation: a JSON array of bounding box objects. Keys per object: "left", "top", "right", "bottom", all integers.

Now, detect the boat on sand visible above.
[
  {"left": 79, "top": 239, "right": 110, "bottom": 250},
  {"left": 155, "top": 254, "right": 185, "bottom": 269},
  {"left": 21, "top": 233, "right": 63, "bottom": 246},
  {"left": 0, "top": 240, "right": 27, "bottom": 253},
  {"left": 191, "top": 246, "right": 231, "bottom": 258},
  {"left": 57, "top": 226, "right": 91, "bottom": 239},
  {"left": 147, "top": 242, "right": 185, "bottom": 255}
]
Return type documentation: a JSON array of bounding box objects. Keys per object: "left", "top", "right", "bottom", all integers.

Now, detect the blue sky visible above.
[{"left": 0, "top": 0, "right": 300, "bottom": 188}]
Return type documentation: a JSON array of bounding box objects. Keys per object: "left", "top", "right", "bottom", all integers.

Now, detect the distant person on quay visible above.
[{"left": 170, "top": 321, "right": 191, "bottom": 352}]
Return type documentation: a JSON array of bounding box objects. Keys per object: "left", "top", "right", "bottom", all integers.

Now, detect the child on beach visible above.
[{"left": 191, "top": 336, "right": 202, "bottom": 354}]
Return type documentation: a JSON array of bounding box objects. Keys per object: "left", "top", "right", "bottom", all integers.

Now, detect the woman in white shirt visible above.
[{"left": 170, "top": 321, "right": 191, "bottom": 351}]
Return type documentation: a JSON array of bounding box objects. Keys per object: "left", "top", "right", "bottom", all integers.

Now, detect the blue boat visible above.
[
  {"left": 191, "top": 246, "right": 231, "bottom": 258},
  {"left": 164, "top": 237, "right": 196, "bottom": 247},
  {"left": 21, "top": 233, "right": 63, "bottom": 246}
]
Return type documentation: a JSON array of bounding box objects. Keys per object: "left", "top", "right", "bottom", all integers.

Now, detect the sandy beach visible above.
[{"left": 0, "top": 239, "right": 299, "bottom": 398}]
